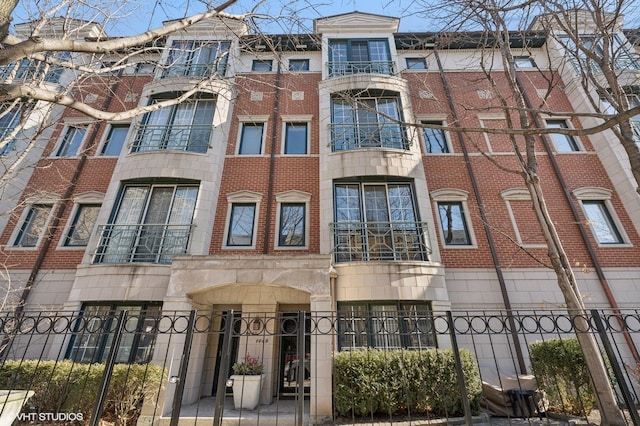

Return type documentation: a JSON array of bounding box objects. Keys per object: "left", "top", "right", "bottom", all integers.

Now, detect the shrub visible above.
[
  {"left": 529, "top": 338, "right": 598, "bottom": 415},
  {"left": 0, "top": 360, "right": 165, "bottom": 424},
  {"left": 333, "top": 348, "right": 482, "bottom": 418}
]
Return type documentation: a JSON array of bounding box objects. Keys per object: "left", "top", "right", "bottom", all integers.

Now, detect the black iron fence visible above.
[{"left": 1, "top": 308, "right": 640, "bottom": 425}]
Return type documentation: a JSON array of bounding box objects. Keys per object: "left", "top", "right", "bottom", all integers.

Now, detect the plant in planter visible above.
[{"left": 230, "top": 354, "right": 263, "bottom": 410}]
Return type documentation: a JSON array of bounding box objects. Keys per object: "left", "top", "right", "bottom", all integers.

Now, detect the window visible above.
[
  {"left": 328, "top": 39, "right": 393, "bottom": 76},
  {"left": 284, "top": 123, "right": 308, "bottom": 154},
  {"left": 238, "top": 123, "right": 265, "bottom": 154},
  {"left": 289, "top": 59, "right": 309, "bottom": 71},
  {"left": 252, "top": 60, "right": 273, "bottom": 71},
  {"left": 332, "top": 182, "right": 429, "bottom": 262},
  {"left": 278, "top": 203, "right": 305, "bottom": 247},
  {"left": 227, "top": 203, "right": 256, "bottom": 246},
  {"left": 421, "top": 121, "right": 449, "bottom": 153},
  {"left": 0, "top": 104, "right": 24, "bottom": 155},
  {"left": 437, "top": 202, "right": 472, "bottom": 246},
  {"left": 406, "top": 58, "right": 427, "bottom": 70},
  {"left": 13, "top": 205, "right": 52, "bottom": 247},
  {"left": 514, "top": 56, "right": 536, "bottom": 68},
  {"left": 338, "top": 302, "right": 435, "bottom": 350},
  {"left": 546, "top": 119, "right": 579, "bottom": 152},
  {"left": 55, "top": 125, "right": 87, "bottom": 157},
  {"left": 132, "top": 97, "right": 215, "bottom": 153},
  {"left": 66, "top": 303, "right": 161, "bottom": 364},
  {"left": 501, "top": 189, "right": 545, "bottom": 247},
  {"left": 94, "top": 184, "right": 197, "bottom": 264},
  {"left": 560, "top": 34, "right": 640, "bottom": 73},
  {"left": 582, "top": 200, "right": 624, "bottom": 244},
  {"left": 101, "top": 124, "right": 129, "bottom": 156},
  {"left": 44, "top": 51, "right": 72, "bottom": 83},
  {"left": 64, "top": 204, "right": 101, "bottom": 246},
  {"left": 331, "top": 92, "right": 407, "bottom": 151},
  {"left": 162, "top": 40, "right": 230, "bottom": 78},
  {"left": 135, "top": 62, "right": 156, "bottom": 74}
]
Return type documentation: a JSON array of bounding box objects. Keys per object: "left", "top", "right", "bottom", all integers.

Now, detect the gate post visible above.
[
  {"left": 169, "top": 310, "right": 196, "bottom": 426},
  {"left": 214, "top": 310, "right": 234, "bottom": 426},
  {"left": 447, "top": 311, "right": 473, "bottom": 426},
  {"left": 296, "top": 311, "right": 306, "bottom": 426}
]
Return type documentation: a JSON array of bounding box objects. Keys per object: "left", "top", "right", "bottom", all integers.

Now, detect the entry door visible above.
[
  {"left": 212, "top": 311, "right": 240, "bottom": 395},
  {"left": 279, "top": 313, "right": 311, "bottom": 395}
]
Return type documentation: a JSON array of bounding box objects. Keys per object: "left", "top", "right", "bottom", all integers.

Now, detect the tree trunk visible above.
[{"left": 0, "top": 0, "right": 18, "bottom": 43}]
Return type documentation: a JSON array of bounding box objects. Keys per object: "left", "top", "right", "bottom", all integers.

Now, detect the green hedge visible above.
[
  {"left": 333, "top": 348, "right": 482, "bottom": 418},
  {"left": 529, "top": 338, "right": 598, "bottom": 415},
  {"left": 0, "top": 360, "right": 165, "bottom": 425}
]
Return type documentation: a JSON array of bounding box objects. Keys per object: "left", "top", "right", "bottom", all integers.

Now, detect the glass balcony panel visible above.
[
  {"left": 131, "top": 124, "right": 211, "bottom": 153},
  {"left": 330, "top": 123, "right": 408, "bottom": 151},
  {"left": 327, "top": 61, "right": 395, "bottom": 77}
]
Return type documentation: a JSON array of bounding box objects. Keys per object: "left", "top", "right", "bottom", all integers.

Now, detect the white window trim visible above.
[
  {"left": 404, "top": 56, "right": 428, "bottom": 71},
  {"left": 224, "top": 190, "right": 263, "bottom": 249},
  {"left": 501, "top": 188, "right": 546, "bottom": 248},
  {"left": 543, "top": 116, "right": 585, "bottom": 153},
  {"left": 275, "top": 190, "right": 311, "bottom": 250},
  {"left": 416, "top": 114, "right": 453, "bottom": 154},
  {"left": 236, "top": 115, "right": 269, "bottom": 155},
  {"left": 96, "top": 122, "right": 131, "bottom": 157},
  {"left": 58, "top": 191, "right": 104, "bottom": 249},
  {"left": 281, "top": 115, "right": 312, "bottom": 155},
  {"left": 51, "top": 122, "right": 90, "bottom": 158},
  {"left": 8, "top": 193, "right": 60, "bottom": 250},
  {"left": 430, "top": 188, "right": 477, "bottom": 248},
  {"left": 573, "top": 187, "right": 631, "bottom": 247},
  {"left": 478, "top": 115, "right": 509, "bottom": 154}
]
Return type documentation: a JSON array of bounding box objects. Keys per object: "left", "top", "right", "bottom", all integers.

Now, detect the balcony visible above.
[
  {"left": 157, "top": 63, "right": 227, "bottom": 79},
  {"left": 327, "top": 61, "right": 395, "bottom": 78},
  {"left": 330, "top": 221, "right": 431, "bottom": 262},
  {"left": 330, "top": 123, "right": 409, "bottom": 151},
  {"left": 93, "top": 223, "right": 194, "bottom": 264},
  {"left": 131, "top": 124, "right": 212, "bottom": 153}
]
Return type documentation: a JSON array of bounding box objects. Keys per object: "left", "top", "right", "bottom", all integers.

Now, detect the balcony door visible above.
[{"left": 97, "top": 184, "right": 197, "bottom": 264}]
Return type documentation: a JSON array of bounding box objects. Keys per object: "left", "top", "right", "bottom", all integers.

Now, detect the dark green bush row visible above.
[
  {"left": 0, "top": 360, "right": 165, "bottom": 425},
  {"left": 529, "top": 337, "right": 598, "bottom": 415},
  {"left": 333, "top": 348, "right": 482, "bottom": 418}
]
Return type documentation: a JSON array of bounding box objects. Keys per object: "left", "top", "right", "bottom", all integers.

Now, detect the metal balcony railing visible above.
[
  {"left": 330, "top": 123, "right": 409, "bottom": 151},
  {"left": 131, "top": 124, "right": 212, "bottom": 153},
  {"left": 93, "top": 223, "right": 194, "bottom": 264},
  {"left": 330, "top": 221, "right": 431, "bottom": 262},
  {"left": 157, "top": 62, "right": 227, "bottom": 79},
  {"left": 327, "top": 61, "right": 395, "bottom": 77}
]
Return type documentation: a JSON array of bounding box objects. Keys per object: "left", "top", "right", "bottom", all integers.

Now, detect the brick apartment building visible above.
[{"left": 1, "top": 10, "right": 640, "bottom": 414}]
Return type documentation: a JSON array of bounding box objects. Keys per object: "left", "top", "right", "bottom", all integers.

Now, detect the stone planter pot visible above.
[
  {"left": 230, "top": 375, "right": 262, "bottom": 410},
  {"left": 0, "top": 390, "right": 34, "bottom": 426}
]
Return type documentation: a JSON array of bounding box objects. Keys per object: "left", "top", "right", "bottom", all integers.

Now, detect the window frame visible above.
[
  {"left": 573, "top": 187, "right": 629, "bottom": 246},
  {"left": 12, "top": 204, "right": 54, "bottom": 248},
  {"left": 514, "top": 56, "right": 537, "bottom": 69},
  {"left": 545, "top": 119, "right": 581, "bottom": 152},
  {"left": 65, "top": 302, "right": 162, "bottom": 364},
  {"left": 275, "top": 190, "right": 311, "bottom": 250},
  {"left": 252, "top": 59, "right": 273, "bottom": 72},
  {"left": 501, "top": 188, "right": 546, "bottom": 248},
  {"left": 288, "top": 59, "right": 310, "bottom": 72},
  {"left": 237, "top": 121, "right": 266, "bottom": 155},
  {"left": 337, "top": 301, "right": 436, "bottom": 350},
  {"left": 406, "top": 57, "right": 427, "bottom": 70},
  {"left": 282, "top": 119, "right": 310, "bottom": 155},
  {"left": 224, "top": 191, "right": 263, "bottom": 249},
  {"left": 63, "top": 203, "right": 101, "bottom": 247},
  {"left": 100, "top": 123, "right": 130, "bottom": 156},
  {"left": 54, "top": 124, "right": 88, "bottom": 157},
  {"left": 421, "top": 120, "right": 450, "bottom": 154},
  {"left": 431, "top": 189, "right": 476, "bottom": 248}
]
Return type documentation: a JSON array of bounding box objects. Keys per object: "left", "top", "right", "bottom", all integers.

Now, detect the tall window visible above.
[
  {"left": 328, "top": 39, "right": 392, "bottom": 76},
  {"left": 560, "top": 35, "right": 640, "bottom": 73},
  {"left": 64, "top": 204, "right": 101, "bottom": 246},
  {"left": 437, "top": 202, "right": 472, "bottom": 246},
  {"left": 278, "top": 203, "right": 305, "bottom": 247},
  {"left": 332, "top": 182, "right": 428, "bottom": 262},
  {"left": 14, "top": 205, "right": 52, "bottom": 247},
  {"left": 55, "top": 125, "right": 87, "bottom": 157},
  {"left": 338, "top": 302, "right": 435, "bottom": 350},
  {"left": 227, "top": 203, "right": 256, "bottom": 246},
  {"left": 582, "top": 200, "right": 624, "bottom": 244},
  {"left": 331, "top": 93, "right": 406, "bottom": 151},
  {"left": 546, "top": 120, "right": 579, "bottom": 152},
  {"left": 162, "top": 40, "right": 230, "bottom": 78},
  {"left": 66, "top": 303, "right": 161, "bottom": 364},
  {"left": 101, "top": 124, "right": 129, "bottom": 156},
  {"left": 133, "top": 97, "right": 215, "bottom": 153},
  {"left": 0, "top": 104, "right": 23, "bottom": 155},
  {"left": 94, "top": 184, "right": 197, "bottom": 264},
  {"left": 422, "top": 121, "right": 449, "bottom": 153},
  {"left": 284, "top": 123, "right": 307, "bottom": 154},
  {"left": 238, "top": 123, "right": 264, "bottom": 154}
]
